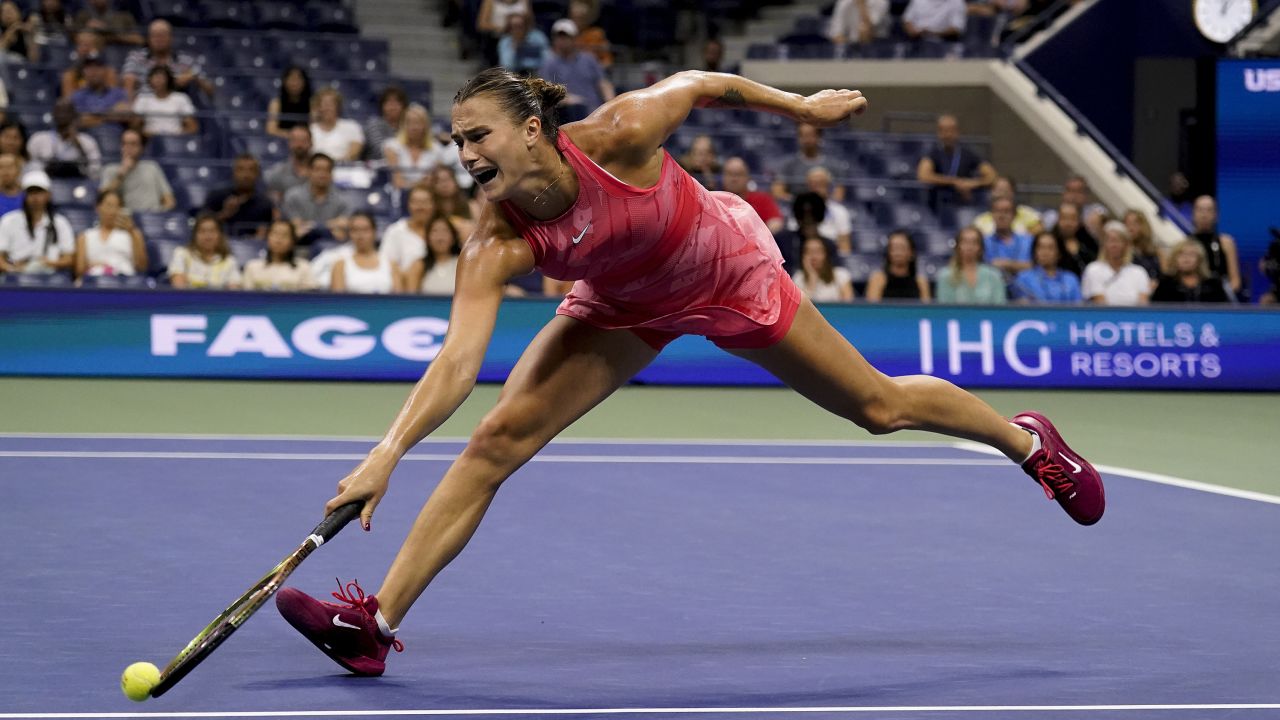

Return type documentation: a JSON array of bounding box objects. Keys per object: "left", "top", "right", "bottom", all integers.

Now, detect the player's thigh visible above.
[
  {"left": 483, "top": 315, "right": 659, "bottom": 444},
  {"left": 727, "top": 298, "right": 896, "bottom": 421}
]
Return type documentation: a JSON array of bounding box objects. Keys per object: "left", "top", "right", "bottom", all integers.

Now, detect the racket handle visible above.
[{"left": 311, "top": 501, "right": 363, "bottom": 543}]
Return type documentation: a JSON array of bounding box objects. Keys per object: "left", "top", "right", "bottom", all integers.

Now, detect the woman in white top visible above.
[
  {"left": 0, "top": 172, "right": 76, "bottom": 275},
  {"left": 408, "top": 214, "right": 462, "bottom": 295},
  {"left": 384, "top": 105, "right": 438, "bottom": 190},
  {"left": 133, "top": 66, "right": 197, "bottom": 136},
  {"left": 380, "top": 184, "right": 434, "bottom": 289},
  {"left": 169, "top": 215, "right": 242, "bottom": 289},
  {"left": 75, "top": 189, "right": 146, "bottom": 277},
  {"left": 792, "top": 236, "right": 854, "bottom": 303},
  {"left": 332, "top": 211, "right": 401, "bottom": 294},
  {"left": 1081, "top": 220, "right": 1151, "bottom": 306},
  {"left": 310, "top": 87, "right": 365, "bottom": 162},
  {"left": 243, "top": 220, "right": 314, "bottom": 291}
]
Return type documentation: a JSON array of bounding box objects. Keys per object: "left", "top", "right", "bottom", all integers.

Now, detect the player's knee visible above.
[
  {"left": 851, "top": 386, "right": 906, "bottom": 435},
  {"left": 467, "top": 412, "right": 537, "bottom": 470}
]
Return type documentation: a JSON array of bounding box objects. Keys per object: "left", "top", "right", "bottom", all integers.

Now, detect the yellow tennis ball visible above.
[{"left": 120, "top": 661, "right": 160, "bottom": 702}]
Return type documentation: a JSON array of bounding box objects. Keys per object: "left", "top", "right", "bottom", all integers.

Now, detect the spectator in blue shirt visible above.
[
  {"left": 70, "top": 54, "right": 129, "bottom": 128},
  {"left": 1012, "top": 232, "right": 1081, "bottom": 304},
  {"left": 983, "top": 196, "right": 1032, "bottom": 281},
  {"left": 0, "top": 153, "right": 23, "bottom": 216},
  {"left": 498, "top": 12, "right": 548, "bottom": 76},
  {"left": 537, "top": 19, "right": 614, "bottom": 121}
]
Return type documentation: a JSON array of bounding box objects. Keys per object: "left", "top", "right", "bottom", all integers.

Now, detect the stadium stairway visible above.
[
  {"left": 354, "top": 0, "right": 478, "bottom": 113},
  {"left": 720, "top": 0, "right": 831, "bottom": 66}
]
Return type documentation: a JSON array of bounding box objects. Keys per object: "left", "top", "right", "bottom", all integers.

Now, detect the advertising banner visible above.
[{"left": 2, "top": 288, "right": 1277, "bottom": 390}]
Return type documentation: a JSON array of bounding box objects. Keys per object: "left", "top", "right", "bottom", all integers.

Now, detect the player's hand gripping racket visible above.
[{"left": 149, "top": 501, "right": 363, "bottom": 698}]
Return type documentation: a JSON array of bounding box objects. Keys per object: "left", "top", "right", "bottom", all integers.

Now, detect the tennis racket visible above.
[{"left": 149, "top": 501, "right": 363, "bottom": 698}]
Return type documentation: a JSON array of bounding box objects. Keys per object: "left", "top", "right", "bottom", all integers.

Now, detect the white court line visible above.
[
  {"left": 1, "top": 433, "right": 1274, "bottom": 507},
  {"left": 0, "top": 432, "right": 954, "bottom": 447},
  {"left": 0, "top": 450, "right": 1005, "bottom": 466},
  {"left": 3, "top": 704, "right": 1280, "bottom": 718},
  {"left": 952, "top": 441, "right": 1280, "bottom": 506}
]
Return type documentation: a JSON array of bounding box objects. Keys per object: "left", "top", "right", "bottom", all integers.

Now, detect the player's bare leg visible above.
[
  {"left": 375, "top": 316, "right": 660, "bottom": 626},
  {"left": 730, "top": 298, "right": 1104, "bottom": 524}
]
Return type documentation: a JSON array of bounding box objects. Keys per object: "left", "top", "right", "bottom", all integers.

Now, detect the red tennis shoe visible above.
[
  {"left": 1011, "top": 411, "right": 1105, "bottom": 526},
  {"left": 275, "top": 579, "right": 402, "bottom": 676}
]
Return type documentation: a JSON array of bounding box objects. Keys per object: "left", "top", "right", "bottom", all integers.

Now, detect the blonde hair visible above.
[
  {"left": 312, "top": 87, "right": 343, "bottom": 116},
  {"left": 395, "top": 104, "right": 431, "bottom": 150},
  {"left": 1102, "top": 220, "right": 1133, "bottom": 265},
  {"left": 1123, "top": 209, "right": 1156, "bottom": 255},
  {"left": 1171, "top": 238, "right": 1211, "bottom": 280},
  {"left": 948, "top": 226, "right": 985, "bottom": 283}
]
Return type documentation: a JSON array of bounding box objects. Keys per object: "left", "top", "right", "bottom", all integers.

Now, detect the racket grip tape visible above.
[{"left": 311, "top": 501, "right": 363, "bottom": 544}]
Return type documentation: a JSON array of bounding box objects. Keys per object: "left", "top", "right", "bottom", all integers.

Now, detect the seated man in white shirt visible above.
[
  {"left": 787, "top": 166, "right": 852, "bottom": 254},
  {"left": 903, "top": 0, "right": 967, "bottom": 39},
  {"left": 827, "top": 0, "right": 890, "bottom": 45}
]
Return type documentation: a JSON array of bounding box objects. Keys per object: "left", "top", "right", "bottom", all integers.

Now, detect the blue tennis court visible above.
[{"left": 2, "top": 435, "right": 1278, "bottom": 719}]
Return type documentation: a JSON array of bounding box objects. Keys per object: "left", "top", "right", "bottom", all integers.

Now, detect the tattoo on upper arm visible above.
[{"left": 707, "top": 88, "right": 746, "bottom": 109}]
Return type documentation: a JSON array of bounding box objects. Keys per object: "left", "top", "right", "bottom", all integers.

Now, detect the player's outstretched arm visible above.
[
  {"left": 600, "top": 71, "right": 868, "bottom": 156},
  {"left": 324, "top": 203, "right": 535, "bottom": 527}
]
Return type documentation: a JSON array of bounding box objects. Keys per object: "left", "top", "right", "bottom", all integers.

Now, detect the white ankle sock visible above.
[
  {"left": 374, "top": 609, "right": 397, "bottom": 638},
  {"left": 1012, "top": 423, "right": 1042, "bottom": 464}
]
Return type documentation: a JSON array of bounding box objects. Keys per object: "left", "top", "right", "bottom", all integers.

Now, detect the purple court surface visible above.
[{"left": 2, "top": 435, "right": 1278, "bottom": 719}]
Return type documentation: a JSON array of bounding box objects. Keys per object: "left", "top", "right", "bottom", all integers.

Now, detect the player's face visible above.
[{"left": 452, "top": 95, "right": 530, "bottom": 201}]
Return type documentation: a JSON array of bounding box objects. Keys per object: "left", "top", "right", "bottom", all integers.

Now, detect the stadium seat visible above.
[
  {"left": 50, "top": 179, "right": 98, "bottom": 208},
  {"left": 146, "top": 135, "right": 208, "bottom": 159},
  {"left": 147, "top": 237, "right": 184, "bottom": 276},
  {"left": 61, "top": 208, "right": 96, "bottom": 234},
  {"left": 152, "top": 0, "right": 204, "bottom": 26},
  {"left": 258, "top": 3, "right": 306, "bottom": 30},
  {"left": 138, "top": 212, "right": 191, "bottom": 239},
  {"left": 227, "top": 237, "right": 264, "bottom": 267},
  {"left": 306, "top": 1, "right": 358, "bottom": 33},
  {"left": 201, "top": 0, "right": 257, "bottom": 29},
  {"left": 233, "top": 135, "right": 288, "bottom": 162}
]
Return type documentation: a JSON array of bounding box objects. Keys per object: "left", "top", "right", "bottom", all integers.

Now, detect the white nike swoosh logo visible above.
[
  {"left": 1060, "top": 453, "right": 1083, "bottom": 474},
  {"left": 332, "top": 615, "right": 361, "bottom": 630},
  {"left": 571, "top": 224, "right": 590, "bottom": 245}
]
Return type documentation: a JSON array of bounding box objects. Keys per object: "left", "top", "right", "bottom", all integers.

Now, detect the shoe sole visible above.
[{"left": 1015, "top": 411, "right": 1105, "bottom": 526}]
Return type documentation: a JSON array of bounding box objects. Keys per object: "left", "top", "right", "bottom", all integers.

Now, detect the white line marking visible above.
[
  {"left": 2, "top": 704, "right": 1279, "bottom": 718},
  {"left": 0, "top": 450, "right": 1005, "bottom": 466},
  {"left": 0, "top": 432, "right": 955, "bottom": 447},
  {"left": 952, "top": 442, "right": 1280, "bottom": 506}
]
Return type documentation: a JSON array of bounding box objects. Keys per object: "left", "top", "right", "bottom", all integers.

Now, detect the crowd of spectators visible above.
[{"left": 0, "top": 0, "right": 1263, "bottom": 307}]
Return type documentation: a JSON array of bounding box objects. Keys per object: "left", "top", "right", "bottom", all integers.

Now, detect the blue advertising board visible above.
[
  {"left": 2, "top": 288, "right": 1277, "bottom": 390},
  {"left": 1217, "top": 59, "right": 1280, "bottom": 268}
]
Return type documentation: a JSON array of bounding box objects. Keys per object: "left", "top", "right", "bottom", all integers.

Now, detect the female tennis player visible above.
[{"left": 276, "top": 68, "right": 1105, "bottom": 676}]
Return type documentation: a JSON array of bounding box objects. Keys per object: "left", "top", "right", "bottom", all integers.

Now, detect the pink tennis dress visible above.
[{"left": 499, "top": 132, "right": 801, "bottom": 350}]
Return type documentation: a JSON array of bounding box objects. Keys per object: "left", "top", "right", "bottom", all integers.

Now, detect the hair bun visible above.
[{"left": 525, "top": 77, "right": 567, "bottom": 110}]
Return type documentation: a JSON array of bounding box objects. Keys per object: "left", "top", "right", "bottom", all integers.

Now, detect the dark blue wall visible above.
[{"left": 1027, "top": 0, "right": 1220, "bottom": 158}]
